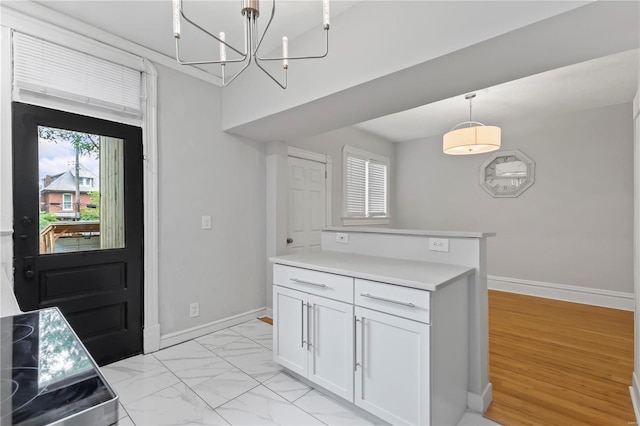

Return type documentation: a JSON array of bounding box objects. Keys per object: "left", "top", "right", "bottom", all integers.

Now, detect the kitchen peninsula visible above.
[{"left": 270, "top": 227, "right": 494, "bottom": 425}]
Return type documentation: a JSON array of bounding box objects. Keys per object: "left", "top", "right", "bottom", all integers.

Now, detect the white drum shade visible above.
[{"left": 443, "top": 125, "right": 501, "bottom": 155}]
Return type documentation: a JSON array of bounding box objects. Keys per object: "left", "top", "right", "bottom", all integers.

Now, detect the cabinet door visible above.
[
  {"left": 273, "top": 286, "right": 308, "bottom": 377},
  {"left": 354, "top": 307, "right": 430, "bottom": 426},
  {"left": 308, "top": 295, "right": 354, "bottom": 402}
]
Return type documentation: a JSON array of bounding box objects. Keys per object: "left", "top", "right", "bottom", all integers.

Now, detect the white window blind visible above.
[
  {"left": 12, "top": 32, "right": 142, "bottom": 118},
  {"left": 343, "top": 146, "right": 389, "bottom": 221},
  {"left": 367, "top": 161, "right": 387, "bottom": 217},
  {"left": 346, "top": 155, "right": 367, "bottom": 216}
]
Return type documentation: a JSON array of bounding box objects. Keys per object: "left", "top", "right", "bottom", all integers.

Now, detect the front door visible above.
[
  {"left": 287, "top": 156, "right": 326, "bottom": 253},
  {"left": 12, "top": 102, "right": 143, "bottom": 366}
]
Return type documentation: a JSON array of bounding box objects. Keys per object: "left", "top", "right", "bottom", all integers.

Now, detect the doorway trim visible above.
[{"left": 0, "top": 20, "right": 160, "bottom": 353}]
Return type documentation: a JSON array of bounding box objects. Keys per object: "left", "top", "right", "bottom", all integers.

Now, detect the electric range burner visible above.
[
  {"left": 0, "top": 308, "right": 118, "bottom": 426},
  {"left": 1, "top": 324, "right": 34, "bottom": 344}
]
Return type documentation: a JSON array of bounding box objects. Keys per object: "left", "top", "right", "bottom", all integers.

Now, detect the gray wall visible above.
[
  {"left": 395, "top": 103, "right": 633, "bottom": 293},
  {"left": 156, "top": 64, "right": 267, "bottom": 335},
  {"left": 289, "top": 126, "right": 396, "bottom": 227}
]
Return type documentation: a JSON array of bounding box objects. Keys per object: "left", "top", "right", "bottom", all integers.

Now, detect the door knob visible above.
[{"left": 286, "top": 238, "right": 293, "bottom": 244}]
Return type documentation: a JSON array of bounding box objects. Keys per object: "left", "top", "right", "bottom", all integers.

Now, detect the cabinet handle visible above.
[
  {"left": 360, "top": 293, "right": 415, "bottom": 308},
  {"left": 301, "top": 302, "right": 306, "bottom": 348},
  {"left": 291, "top": 278, "right": 327, "bottom": 288},
  {"left": 354, "top": 317, "right": 361, "bottom": 372},
  {"left": 359, "top": 317, "right": 365, "bottom": 375},
  {"left": 307, "top": 303, "right": 312, "bottom": 351}
]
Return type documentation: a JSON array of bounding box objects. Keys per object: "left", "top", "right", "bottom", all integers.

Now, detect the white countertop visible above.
[
  {"left": 324, "top": 227, "right": 496, "bottom": 239},
  {"left": 270, "top": 251, "right": 474, "bottom": 291}
]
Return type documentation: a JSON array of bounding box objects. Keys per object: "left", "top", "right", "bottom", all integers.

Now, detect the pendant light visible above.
[{"left": 443, "top": 93, "right": 501, "bottom": 155}]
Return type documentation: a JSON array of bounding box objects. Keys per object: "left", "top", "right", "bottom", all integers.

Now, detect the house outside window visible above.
[
  {"left": 62, "top": 193, "right": 73, "bottom": 211},
  {"left": 342, "top": 145, "right": 390, "bottom": 225}
]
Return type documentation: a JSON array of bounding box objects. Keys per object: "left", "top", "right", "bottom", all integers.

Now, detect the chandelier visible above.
[
  {"left": 443, "top": 93, "right": 501, "bottom": 155},
  {"left": 172, "top": 0, "right": 330, "bottom": 89}
]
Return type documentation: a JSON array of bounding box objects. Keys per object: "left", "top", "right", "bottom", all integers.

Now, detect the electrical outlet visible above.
[
  {"left": 428, "top": 238, "right": 449, "bottom": 252},
  {"left": 201, "top": 215, "right": 212, "bottom": 230},
  {"left": 189, "top": 302, "right": 200, "bottom": 318},
  {"left": 336, "top": 233, "right": 349, "bottom": 244}
]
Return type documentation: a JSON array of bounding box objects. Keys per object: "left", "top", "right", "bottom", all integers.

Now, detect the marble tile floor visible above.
[{"left": 103, "top": 318, "right": 499, "bottom": 426}]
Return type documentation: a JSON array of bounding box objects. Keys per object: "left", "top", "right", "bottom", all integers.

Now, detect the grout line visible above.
[
  {"left": 119, "top": 317, "right": 341, "bottom": 425},
  {"left": 292, "top": 387, "right": 313, "bottom": 403}
]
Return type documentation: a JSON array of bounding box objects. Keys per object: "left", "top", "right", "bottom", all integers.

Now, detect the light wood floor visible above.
[{"left": 484, "top": 290, "right": 635, "bottom": 426}]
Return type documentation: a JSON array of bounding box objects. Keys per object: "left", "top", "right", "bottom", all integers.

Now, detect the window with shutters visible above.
[{"left": 342, "top": 146, "right": 390, "bottom": 225}]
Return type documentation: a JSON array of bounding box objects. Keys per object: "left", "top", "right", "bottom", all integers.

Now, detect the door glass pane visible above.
[{"left": 38, "top": 126, "right": 125, "bottom": 254}]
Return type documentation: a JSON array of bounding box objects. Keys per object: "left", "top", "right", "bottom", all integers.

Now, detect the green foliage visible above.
[
  {"left": 80, "top": 191, "right": 100, "bottom": 220},
  {"left": 39, "top": 212, "right": 59, "bottom": 231},
  {"left": 38, "top": 127, "right": 100, "bottom": 158}
]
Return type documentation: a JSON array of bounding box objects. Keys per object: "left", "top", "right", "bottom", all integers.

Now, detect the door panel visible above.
[
  {"left": 287, "top": 156, "right": 326, "bottom": 253},
  {"left": 273, "top": 286, "right": 308, "bottom": 377},
  {"left": 12, "top": 102, "right": 143, "bottom": 366},
  {"left": 308, "top": 295, "right": 354, "bottom": 402},
  {"left": 355, "top": 307, "right": 430, "bottom": 425}
]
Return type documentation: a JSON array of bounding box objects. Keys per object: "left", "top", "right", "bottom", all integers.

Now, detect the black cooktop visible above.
[{"left": 0, "top": 308, "right": 117, "bottom": 425}]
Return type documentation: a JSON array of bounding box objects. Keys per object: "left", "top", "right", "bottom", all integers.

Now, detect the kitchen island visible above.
[{"left": 270, "top": 227, "right": 494, "bottom": 425}]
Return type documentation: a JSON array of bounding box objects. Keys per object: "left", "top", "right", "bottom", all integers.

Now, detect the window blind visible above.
[
  {"left": 13, "top": 32, "right": 142, "bottom": 117},
  {"left": 346, "top": 155, "right": 367, "bottom": 216},
  {"left": 367, "top": 161, "right": 387, "bottom": 217},
  {"left": 344, "top": 147, "right": 389, "bottom": 219}
]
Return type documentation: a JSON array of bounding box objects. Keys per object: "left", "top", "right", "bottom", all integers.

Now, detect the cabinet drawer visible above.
[
  {"left": 274, "top": 264, "right": 354, "bottom": 303},
  {"left": 355, "top": 279, "right": 430, "bottom": 324}
]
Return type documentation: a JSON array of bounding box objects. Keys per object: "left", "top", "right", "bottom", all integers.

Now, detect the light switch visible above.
[{"left": 201, "top": 215, "right": 212, "bottom": 230}]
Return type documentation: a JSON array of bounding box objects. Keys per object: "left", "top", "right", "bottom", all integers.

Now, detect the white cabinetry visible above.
[
  {"left": 355, "top": 308, "right": 430, "bottom": 425},
  {"left": 273, "top": 265, "right": 354, "bottom": 401},
  {"left": 354, "top": 279, "right": 431, "bottom": 425},
  {"left": 272, "top": 259, "right": 470, "bottom": 426}
]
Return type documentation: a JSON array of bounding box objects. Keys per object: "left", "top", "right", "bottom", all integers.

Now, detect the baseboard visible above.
[
  {"left": 264, "top": 307, "right": 273, "bottom": 318},
  {"left": 143, "top": 323, "right": 161, "bottom": 353},
  {"left": 159, "top": 307, "right": 267, "bottom": 350},
  {"left": 467, "top": 382, "right": 492, "bottom": 413},
  {"left": 488, "top": 275, "right": 634, "bottom": 311},
  {"left": 631, "top": 372, "right": 640, "bottom": 423}
]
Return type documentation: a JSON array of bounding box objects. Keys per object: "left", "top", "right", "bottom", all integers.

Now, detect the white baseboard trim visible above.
[
  {"left": 631, "top": 372, "right": 640, "bottom": 423},
  {"left": 158, "top": 307, "right": 267, "bottom": 350},
  {"left": 488, "top": 275, "right": 634, "bottom": 311},
  {"left": 467, "top": 382, "right": 492, "bottom": 413},
  {"left": 265, "top": 307, "right": 273, "bottom": 318},
  {"left": 143, "top": 324, "right": 161, "bottom": 353}
]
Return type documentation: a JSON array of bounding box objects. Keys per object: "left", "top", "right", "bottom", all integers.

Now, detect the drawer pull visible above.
[
  {"left": 291, "top": 278, "right": 327, "bottom": 288},
  {"left": 360, "top": 293, "right": 415, "bottom": 308}
]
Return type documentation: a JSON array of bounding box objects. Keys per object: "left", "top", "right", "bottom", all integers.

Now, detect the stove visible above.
[{"left": 0, "top": 308, "right": 118, "bottom": 425}]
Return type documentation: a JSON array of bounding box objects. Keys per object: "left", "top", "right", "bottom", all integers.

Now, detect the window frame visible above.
[
  {"left": 62, "top": 193, "right": 73, "bottom": 211},
  {"left": 342, "top": 145, "right": 390, "bottom": 226}
]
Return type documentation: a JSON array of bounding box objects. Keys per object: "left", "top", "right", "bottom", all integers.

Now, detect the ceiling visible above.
[
  {"left": 356, "top": 48, "right": 639, "bottom": 142},
  {"left": 26, "top": 1, "right": 640, "bottom": 143}
]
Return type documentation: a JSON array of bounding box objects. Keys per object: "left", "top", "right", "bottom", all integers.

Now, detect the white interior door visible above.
[{"left": 288, "top": 156, "right": 326, "bottom": 254}]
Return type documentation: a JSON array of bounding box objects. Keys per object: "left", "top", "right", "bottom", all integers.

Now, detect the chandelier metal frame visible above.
[{"left": 172, "top": 0, "right": 330, "bottom": 89}]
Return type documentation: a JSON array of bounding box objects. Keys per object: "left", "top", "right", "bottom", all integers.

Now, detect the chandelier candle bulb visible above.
[
  {"left": 172, "top": 0, "right": 180, "bottom": 38},
  {"left": 282, "top": 36, "right": 288, "bottom": 69},
  {"left": 219, "top": 32, "right": 226, "bottom": 62},
  {"left": 323, "top": 0, "right": 330, "bottom": 28}
]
